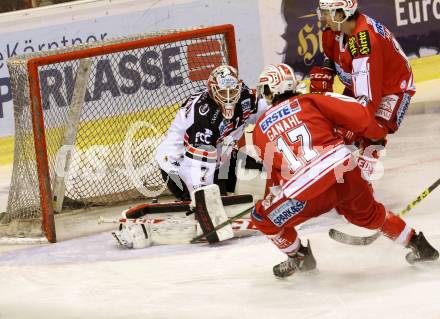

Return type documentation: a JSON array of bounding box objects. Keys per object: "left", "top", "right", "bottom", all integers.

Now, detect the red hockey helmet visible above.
[
  {"left": 317, "top": 0, "right": 358, "bottom": 24},
  {"left": 257, "top": 63, "right": 298, "bottom": 105}
]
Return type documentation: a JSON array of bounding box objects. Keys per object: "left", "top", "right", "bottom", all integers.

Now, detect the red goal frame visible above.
[{"left": 26, "top": 24, "right": 237, "bottom": 243}]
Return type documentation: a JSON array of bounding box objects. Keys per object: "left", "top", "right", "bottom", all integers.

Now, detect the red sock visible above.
[
  {"left": 268, "top": 227, "right": 300, "bottom": 255},
  {"left": 380, "top": 211, "right": 415, "bottom": 246}
]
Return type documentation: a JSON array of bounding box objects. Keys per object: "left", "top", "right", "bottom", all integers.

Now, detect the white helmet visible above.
[
  {"left": 318, "top": 0, "right": 358, "bottom": 24},
  {"left": 257, "top": 64, "right": 298, "bottom": 104},
  {"left": 208, "top": 65, "right": 242, "bottom": 120}
]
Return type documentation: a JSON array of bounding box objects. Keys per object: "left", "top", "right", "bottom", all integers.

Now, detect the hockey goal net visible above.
[{"left": 2, "top": 24, "right": 237, "bottom": 243}]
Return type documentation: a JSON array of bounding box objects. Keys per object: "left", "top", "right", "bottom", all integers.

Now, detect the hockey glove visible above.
[
  {"left": 309, "top": 66, "right": 334, "bottom": 94},
  {"left": 356, "top": 138, "right": 386, "bottom": 182},
  {"left": 356, "top": 155, "right": 377, "bottom": 182},
  {"left": 335, "top": 126, "right": 360, "bottom": 145},
  {"left": 360, "top": 138, "right": 387, "bottom": 159}
]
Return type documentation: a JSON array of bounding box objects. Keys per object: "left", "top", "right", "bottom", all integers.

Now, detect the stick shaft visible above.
[
  {"left": 190, "top": 206, "right": 254, "bottom": 243},
  {"left": 399, "top": 177, "right": 440, "bottom": 217},
  {"left": 329, "top": 177, "right": 440, "bottom": 245}
]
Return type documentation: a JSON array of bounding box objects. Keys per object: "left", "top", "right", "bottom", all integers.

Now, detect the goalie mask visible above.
[
  {"left": 257, "top": 63, "right": 298, "bottom": 105},
  {"left": 317, "top": 0, "right": 358, "bottom": 26},
  {"left": 208, "top": 65, "right": 243, "bottom": 120}
]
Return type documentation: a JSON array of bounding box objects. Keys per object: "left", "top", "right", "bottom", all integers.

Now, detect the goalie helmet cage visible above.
[{"left": 3, "top": 24, "right": 237, "bottom": 243}]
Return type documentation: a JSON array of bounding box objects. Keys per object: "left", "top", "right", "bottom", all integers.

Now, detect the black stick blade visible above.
[{"left": 328, "top": 229, "right": 381, "bottom": 245}]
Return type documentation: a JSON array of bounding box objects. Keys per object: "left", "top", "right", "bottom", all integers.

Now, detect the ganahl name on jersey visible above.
[
  {"left": 260, "top": 100, "right": 303, "bottom": 141},
  {"left": 348, "top": 30, "right": 371, "bottom": 57},
  {"left": 260, "top": 100, "right": 301, "bottom": 133},
  {"left": 268, "top": 199, "right": 306, "bottom": 227}
]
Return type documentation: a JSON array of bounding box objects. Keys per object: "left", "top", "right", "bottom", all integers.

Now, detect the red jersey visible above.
[
  {"left": 322, "top": 29, "right": 353, "bottom": 90},
  {"left": 322, "top": 14, "right": 415, "bottom": 129},
  {"left": 253, "top": 93, "right": 382, "bottom": 201}
]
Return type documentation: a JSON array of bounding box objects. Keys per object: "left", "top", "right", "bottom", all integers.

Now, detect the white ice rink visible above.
[{"left": 0, "top": 113, "right": 439, "bottom": 319}]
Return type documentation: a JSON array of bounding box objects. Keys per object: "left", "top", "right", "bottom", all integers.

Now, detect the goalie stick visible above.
[
  {"left": 190, "top": 206, "right": 254, "bottom": 243},
  {"left": 122, "top": 194, "right": 253, "bottom": 219},
  {"left": 99, "top": 216, "right": 258, "bottom": 231},
  {"left": 329, "top": 177, "right": 440, "bottom": 245}
]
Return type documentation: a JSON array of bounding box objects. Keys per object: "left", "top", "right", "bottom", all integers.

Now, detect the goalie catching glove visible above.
[{"left": 112, "top": 223, "right": 152, "bottom": 249}]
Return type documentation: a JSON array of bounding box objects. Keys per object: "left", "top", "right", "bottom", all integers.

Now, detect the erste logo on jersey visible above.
[
  {"left": 195, "top": 128, "right": 213, "bottom": 144},
  {"left": 268, "top": 199, "right": 306, "bottom": 227},
  {"left": 259, "top": 101, "right": 301, "bottom": 133}
]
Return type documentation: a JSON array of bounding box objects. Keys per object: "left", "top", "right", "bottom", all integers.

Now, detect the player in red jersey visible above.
[
  {"left": 252, "top": 63, "right": 438, "bottom": 278},
  {"left": 311, "top": 0, "right": 415, "bottom": 141}
]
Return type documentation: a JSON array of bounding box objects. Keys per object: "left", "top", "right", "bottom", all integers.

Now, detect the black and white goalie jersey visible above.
[{"left": 156, "top": 84, "right": 267, "bottom": 192}]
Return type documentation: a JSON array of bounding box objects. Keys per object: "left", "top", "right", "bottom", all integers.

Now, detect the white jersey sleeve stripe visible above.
[{"left": 282, "top": 145, "right": 352, "bottom": 199}]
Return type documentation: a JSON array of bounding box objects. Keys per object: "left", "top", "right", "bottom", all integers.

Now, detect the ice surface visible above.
[{"left": 0, "top": 114, "right": 439, "bottom": 319}]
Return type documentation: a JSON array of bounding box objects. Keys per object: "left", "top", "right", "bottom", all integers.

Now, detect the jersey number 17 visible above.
[{"left": 276, "top": 124, "right": 319, "bottom": 171}]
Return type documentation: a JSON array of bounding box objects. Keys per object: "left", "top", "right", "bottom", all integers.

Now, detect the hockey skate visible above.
[
  {"left": 273, "top": 240, "right": 317, "bottom": 278},
  {"left": 405, "top": 232, "right": 439, "bottom": 264}
]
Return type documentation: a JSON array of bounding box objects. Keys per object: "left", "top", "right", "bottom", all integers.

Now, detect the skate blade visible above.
[
  {"left": 274, "top": 268, "right": 320, "bottom": 280},
  {"left": 406, "top": 252, "right": 439, "bottom": 265}
]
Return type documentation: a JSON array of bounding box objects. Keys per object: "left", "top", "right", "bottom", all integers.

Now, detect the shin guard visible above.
[{"left": 192, "top": 185, "right": 234, "bottom": 244}]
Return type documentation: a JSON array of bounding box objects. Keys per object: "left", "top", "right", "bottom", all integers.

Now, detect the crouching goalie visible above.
[
  {"left": 155, "top": 65, "right": 267, "bottom": 200},
  {"left": 111, "top": 185, "right": 236, "bottom": 248}
]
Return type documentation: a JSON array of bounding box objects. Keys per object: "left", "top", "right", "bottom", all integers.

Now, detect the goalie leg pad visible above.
[
  {"left": 192, "top": 185, "right": 234, "bottom": 244},
  {"left": 112, "top": 224, "right": 152, "bottom": 249}
]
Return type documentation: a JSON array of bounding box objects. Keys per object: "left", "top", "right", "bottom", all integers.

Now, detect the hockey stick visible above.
[
  {"left": 329, "top": 177, "right": 440, "bottom": 245},
  {"left": 190, "top": 206, "right": 254, "bottom": 244}
]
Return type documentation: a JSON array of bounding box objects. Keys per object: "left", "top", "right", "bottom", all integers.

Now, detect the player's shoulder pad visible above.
[
  {"left": 240, "top": 83, "right": 254, "bottom": 98},
  {"left": 181, "top": 89, "right": 206, "bottom": 118},
  {"left": 239, "top": 83, "right": 257, "bottom": 110},
  {"left": 348, "top": 30, "right": 372, "bottom": 58}
]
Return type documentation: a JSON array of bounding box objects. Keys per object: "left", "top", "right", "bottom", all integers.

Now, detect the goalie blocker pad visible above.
[{"left": 193, "top": 185, "right": 234, "bottom": 244}]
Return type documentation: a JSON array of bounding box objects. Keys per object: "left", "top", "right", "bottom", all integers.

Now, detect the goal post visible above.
[{"left": 3, "top": 24, "right": 238, "bottom": 243}]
